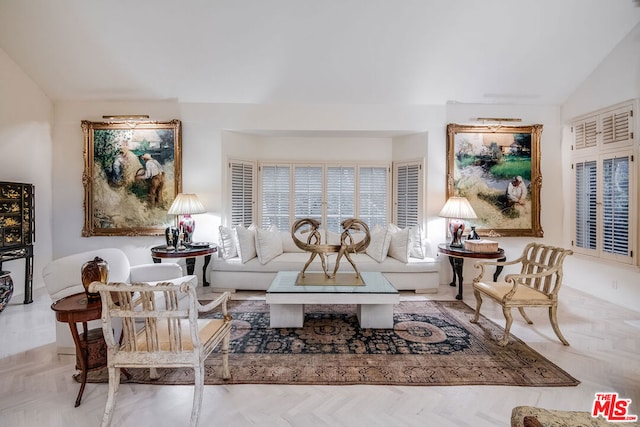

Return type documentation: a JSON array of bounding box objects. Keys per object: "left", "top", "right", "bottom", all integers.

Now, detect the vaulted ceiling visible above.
[{"left": 1, "top": 0, "right": 639, "bottom": 106}]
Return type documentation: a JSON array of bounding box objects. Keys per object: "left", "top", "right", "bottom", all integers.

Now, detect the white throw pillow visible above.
[
  {"left": 408, "top": 225, "right": 425, "bottom": 259},
  {"left": 218, "top": 225, "right": 238, "bottom": 259},
  {"left": 236, "top": 224, "right": 257, "bottom": 263},
  {"left": 366, "top": 224, "right": 392, "bottom": 263},
  {"left": 387, "top": 224, "right": 410, "bottom": 263},
  {"left": 280, "top": 231, "right": 305, "bottom": 253},
  {"left": 255, "top": 225, "right": 284, "bottom": 264}
]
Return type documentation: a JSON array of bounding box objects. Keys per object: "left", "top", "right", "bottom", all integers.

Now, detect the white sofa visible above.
[
  {"left": 43, "top": 248, "right": 197, "bottom": 354},
  {"left": 208, "top": 224, "right": 440, "bottom": 293}
]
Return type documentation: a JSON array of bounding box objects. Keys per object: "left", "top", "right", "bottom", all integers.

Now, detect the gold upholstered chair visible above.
[
  {"left": 89, "top": 280, "right": 232, "bottom": 427},
  {"left": 471, "top": 243, "right": 573, "bottom": 346}
]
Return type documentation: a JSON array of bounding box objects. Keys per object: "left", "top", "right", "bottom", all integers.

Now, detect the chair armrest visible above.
[
  {"left": 130, "top": 263, "right": 183, "bottom": 282},
  {"left": 472, "top": 257, "right": 522, "bottom": 282},
  {"left": 198, "top": 291, "right": 231, "bottom": 319}
]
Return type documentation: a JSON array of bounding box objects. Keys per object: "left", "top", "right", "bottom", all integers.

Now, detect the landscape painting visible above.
[
  {"left": 82, "top": 119, "right": 182, "bottom": 236},
  {"left": 446, "top": 123, "right": 543, "bottom": 237}
]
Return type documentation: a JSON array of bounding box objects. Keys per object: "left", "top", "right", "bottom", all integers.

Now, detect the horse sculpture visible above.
[{"left": 291, "top": 217, "right": 371, "bottom": 279}]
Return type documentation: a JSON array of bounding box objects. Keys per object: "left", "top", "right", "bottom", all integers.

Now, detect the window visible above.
[
  {"left": 257, "top": 162, "right": 390, "bottom": 231},
  {"left": 228, "top": 160, "right": 255, "bottom": 226},
  {"left": 571, "top": 100, "right": 636, "bottom": 265},
  {"left": 394, "top": 160, "right": 422, "bottom": 229}
]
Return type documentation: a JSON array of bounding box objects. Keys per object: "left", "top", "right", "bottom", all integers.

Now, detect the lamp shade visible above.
[
  {"left": 438, "top": 197, "right": 477, "bottom": 219},
  {"left": 167, "top": 193, "right": 206, "bottom": 215}
]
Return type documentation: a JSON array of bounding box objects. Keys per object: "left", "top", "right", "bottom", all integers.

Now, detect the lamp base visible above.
[
  {"left": 449, "top": 220, "right": 465, "bottom": 248},
  {"left": 180, "top": 215, "right": 195, "bottom": 243}
]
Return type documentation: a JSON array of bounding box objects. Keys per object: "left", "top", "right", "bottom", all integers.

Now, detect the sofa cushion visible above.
[
  {"left": 218, "top": 225, "right": 238, "bottom": 259},
  {"left": 409, "top": 225, "right": 425, "bottom": 259},
  {"left": 236, "top": 224, "right": 257, "bottom": 263},
  {"left": 387, "top": 224, "right": 410, "bottom": 263},
  {"left": 255, "top": 226, "right": 283, "bottom": 264},
  {"left": 366, "top": 224, "right": 391, "bottom": 262}
]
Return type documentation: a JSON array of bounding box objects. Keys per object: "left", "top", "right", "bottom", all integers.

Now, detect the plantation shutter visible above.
[
  {"left": 358, "top": 166, "right": 388, "bottom": 229},
  {"left": 395, "top": 162, "right": 421, "bottom": 229},
  {"left": 260, "top": 164, "right": 291, "bottom": 231},
  {"left": 575, "top": 160, "right": 597, "bottom": 250},
  {"left": 229, "top": 160, "right": 255, "bottom": 226},
  {"left": 294, "top": 165, "right": 323, "bottom": 224},
  {"left": 602, "top": 155, "right": 630, "bottom": 258},
  {"left": 573, "top": 117, "right": 598, "bottom": 150},
  {"left": 326, "top": 166, "right": 355, "bottom": 232},
  {"left": 601, "top": 104, "right": 633, "bottom": 149}
]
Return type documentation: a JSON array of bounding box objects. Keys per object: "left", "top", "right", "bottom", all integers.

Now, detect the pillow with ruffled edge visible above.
[
  {"left": 387, "top": 224, "right": 410, "bottom": 263},
  {"left": 408, "top": 225, "right": 425, "bottom": 259},
  {"left": 366, "top": 224, "right": 392, "bottom": 263},
  {"left": 236, "top": 224, "right": 257, "bottom": 263},
  {"left": 255, "top": 225, "right": 283, "bottom": 264},
  {"left": 218, "top": 225, "right": 238, "bottom": 259}
]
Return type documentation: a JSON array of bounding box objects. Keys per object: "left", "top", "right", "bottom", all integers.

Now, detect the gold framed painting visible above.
[
  {"left": 82, "top": 120, "right": 182, "bottom": 236},
  {"left": 446, "top": 123, "right": 543, "bottom": 237}
]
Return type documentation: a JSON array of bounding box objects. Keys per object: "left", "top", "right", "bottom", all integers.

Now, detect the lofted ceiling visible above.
[{"left": 1, "top": 0, "right": 639, "bottom": 106}]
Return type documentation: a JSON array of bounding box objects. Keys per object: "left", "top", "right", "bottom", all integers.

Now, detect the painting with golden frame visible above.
[
  {"left": 446, "top": 123, "right": 543, "bottom": 237},
  {"left": 82, "top": 120, "right": 182, "bottom": 236}
]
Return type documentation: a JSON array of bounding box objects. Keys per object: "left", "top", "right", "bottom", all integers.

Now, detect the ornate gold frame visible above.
[
  {"left": 446, "top": 123, "right": 543, "bottom": 237},
  {"left": 82, "top": 120, "right": 182, "bottom": 236}
]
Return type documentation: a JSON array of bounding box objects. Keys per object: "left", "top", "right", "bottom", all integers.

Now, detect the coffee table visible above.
[{"left": 266, "top": 271, "right": 399, "bottom": 329}]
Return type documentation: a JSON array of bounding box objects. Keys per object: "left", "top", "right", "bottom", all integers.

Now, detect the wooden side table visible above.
[
  {"left": 51, "top": 292, "right": 105, "bottom": 407},
  {"left": 151, "top": 244, "right": 217, "bottom": 286},
  {"left": 437, "top": 243, "right": 506, "bottom": 300}
]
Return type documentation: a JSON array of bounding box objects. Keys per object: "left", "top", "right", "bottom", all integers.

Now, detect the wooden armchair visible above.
[
  {"left": 471, "top": 243, "right": 573, "bottom": 346},
  {"left": 89, "top": 280, "right": 232, "bottom": 427}
]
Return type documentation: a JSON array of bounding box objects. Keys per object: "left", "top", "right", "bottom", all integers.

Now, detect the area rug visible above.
[{"left": 84, "top": 300, "right": 579, "bottom": 387}]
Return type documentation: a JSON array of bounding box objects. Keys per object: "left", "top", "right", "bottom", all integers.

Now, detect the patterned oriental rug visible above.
[{"left": 85, "top": 300, "right": 579, "bottom": 387}]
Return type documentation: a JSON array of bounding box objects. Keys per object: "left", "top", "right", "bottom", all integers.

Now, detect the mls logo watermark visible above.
[{"left": 592, "top": 393, "right": 638, "bottom": 422}]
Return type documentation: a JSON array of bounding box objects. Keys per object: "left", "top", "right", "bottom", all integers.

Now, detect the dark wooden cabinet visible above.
[{"left": 0, "top": 182, "right": 35, "bottom": 303}]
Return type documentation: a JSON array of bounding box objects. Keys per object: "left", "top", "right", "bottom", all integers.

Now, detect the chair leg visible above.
[
  {"left": 102, "top": 367, "right": 121, "bottom": 427},
  {"left": 499, "top": 306, "right": 513, "bottom": 346},
  {"left": 190, "top": 364, "right": 205, "bottom": 427},
  {"left": 518, "top": 307, "right": 533, "bottom": 324},
  {"left": 470, "top": 289, "right": 483, "bottom": 324},
  {"left": 222, "top": 333, "right": 231, "bottom": 379},
  {"left": 549, "top": 304, "right": 570, "bottom": 346}
]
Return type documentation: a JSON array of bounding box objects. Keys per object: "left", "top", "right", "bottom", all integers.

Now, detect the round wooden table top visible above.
[
  {"left": 437, "top": 243, "right": 504, "bottom": 259},
  {"left": 151, "top": 244, "right": 217, "bottom": 259},
  {"left": 51, "top": 292, "right": 102, "bottom": 323}
]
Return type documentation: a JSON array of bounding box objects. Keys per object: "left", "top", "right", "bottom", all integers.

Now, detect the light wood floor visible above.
[{"left": 1, "top": 283, "right": 639, "bottom": 427}]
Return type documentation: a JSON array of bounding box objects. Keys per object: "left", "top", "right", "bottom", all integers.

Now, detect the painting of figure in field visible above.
[
  {"left": 91, "top": 127, "right": 176, "bottom": 229},
  {"left": 453, "top": 132, "right": 532, "bottom": 230}
]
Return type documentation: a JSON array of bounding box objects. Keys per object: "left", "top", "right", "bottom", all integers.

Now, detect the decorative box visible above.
[{"left": 464, "top": 239, "right": 499, "bottom": 253}]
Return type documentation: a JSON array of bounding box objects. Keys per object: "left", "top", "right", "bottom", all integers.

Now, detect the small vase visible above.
[
  {"left": 0, "top": 271, "right": 13, "bottom": 314},
  {"left": 81, "top": 257, "right": 109, "bottom": 303}
]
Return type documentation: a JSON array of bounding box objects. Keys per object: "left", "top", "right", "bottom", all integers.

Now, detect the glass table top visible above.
[{"left": 267, "top": 271, "right": 398, "bottom": 294}]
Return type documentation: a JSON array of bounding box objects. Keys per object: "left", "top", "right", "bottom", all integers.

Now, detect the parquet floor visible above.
[{"left": 0, "top": 283, "right": 639, "bottom": 427}]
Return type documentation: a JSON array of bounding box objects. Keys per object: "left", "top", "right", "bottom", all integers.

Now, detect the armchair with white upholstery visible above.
[{"left": 42, "top": 248, "right": 196, "bottom": 354}]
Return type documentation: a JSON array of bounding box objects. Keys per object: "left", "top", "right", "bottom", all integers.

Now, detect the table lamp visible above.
[
  {"left": 168, "top": 193, "right": 206, "bottom": 246},
  {"left": 439, "top": 196, "right": 477, "bottom": 247}
]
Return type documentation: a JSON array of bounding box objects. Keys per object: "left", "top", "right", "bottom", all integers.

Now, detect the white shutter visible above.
[
  {"left": 260, "top": 164, "right": 291, "bottom": 231},
  {"left": 601, "top": 154, "right": 631, "bottom": 260},
  {"left": 575, "top": 160, "right": 597, "bottom": 251},
  {"left": 601, "top": 104, "right": 633, "bottom": 149},
  {"left": 326, "top": 166, "right": 355, "bottom": 232},
  {"left": 294, "top": 165, "right": 323, "bottom": 225},
  {"left": 229, "top": 160, "right": 255, "bottom": 226},
  {"left": 574, "top": 117, "right": 598, "bottom": 150},
  {"left": 395, "top": 161, "right": 421, "bottom": 229},
  {"left": 358, "top": 166, "right": 388, "bottom": 228}
]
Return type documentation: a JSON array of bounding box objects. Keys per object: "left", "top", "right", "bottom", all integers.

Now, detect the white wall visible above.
[
  {"left": 0, "top": 48, "right": 53, "bottom": 299},
  {"left": 560, "top": 22, "right": 640, "bottom": 311}
]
